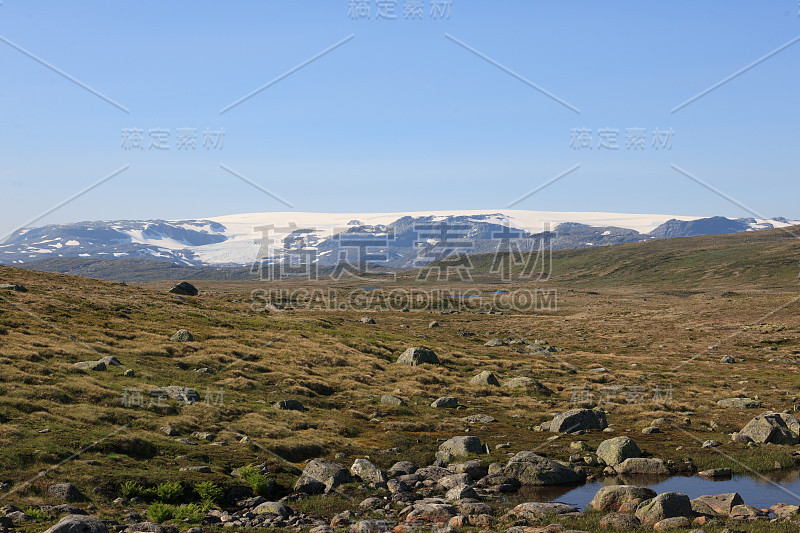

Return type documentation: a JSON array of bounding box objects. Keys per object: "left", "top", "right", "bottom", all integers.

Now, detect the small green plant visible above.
[
  {"left": 195, "top": 481, "right": 224, "bottom": 505},
  {"left": 119, "top": 480, "right": 143, "bottom": 499},
  {"left": 173, "top": 503, "right": 205, "bottom": 523},
  {"left": 238, "top": 465, "right": 270, "bottom": 495},
  {"left": 155, "top": 481, "right": 183, "bottom": 503},
  {"left": 24, "top": 507, "right": 48, "bottom": 521},
  {"left": 147, "top": 502, "right": 175, "bottom": 524}
]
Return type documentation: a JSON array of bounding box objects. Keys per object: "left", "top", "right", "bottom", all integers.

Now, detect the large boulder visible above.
[
  {"left": 399, "top": 499, "right": 457, "bottom": 525},
  {"left": 717, "top": 397, "right": 761, "bottom": 409},
  {"left": 170, "top": 329, "right": 194, "bottom": 342},
  {"left": 616, "top": 458, "right": 672, "bottom": 476},
  {"left": 547, "top": 408, "right": 607, "bottom": 433},
  {"left": 502, "top": 451, "right": 585, "bottom": 486},
  {"left": 0, "top": 283, "right": 26, "bottom": 292},
  {"left": 598, "top": 513, "right": 640, "bottom": 529},
  {"left": 739, "top": 412, "right": 800, "bottom": 444},
  {"left": 439, "top": 436, "right": 485, "bottom": 457},
  {"left": 431, "top": 397, "right": 458, "bottom": 409},
  {"left": 694, "top": 493, "right": 744, "bottom": 516},
  {"left": 350, "top": 459, "right": 387, "bottom": 485},
  {"left": 469, "top": 371, "right": 499, "bottom": 386},
  {"left": 47, "top": 483, "right": 84, "bottom": 502},
  {"left": 294, "top": 459, "right": 350, "bottom": 494},
  {"left": 43, "top": 515, "right": 107, "bottom": 533},
  {"left": 168, "top": 282, "right": 198, "bottom": 296},
  {"left": 634, "top": 492, "right": 693, "bottom": 526},
  {"left": 596, "top": 436, "right": 642, "bottom": 466},
  {"left": 254, "top": 502, "right": 291, "bottom": 518},
  {"left": 503, "top": 377, "right": 552, "bottom": 395},
  {"left": 74, "top": 361, "right": 106, "bottom": 372},
  {"left": 396, "top": 347, "right": 439, "bottom": 366},
  {"left": 589, "top": 485, "right": 657, "bottom": 512}
]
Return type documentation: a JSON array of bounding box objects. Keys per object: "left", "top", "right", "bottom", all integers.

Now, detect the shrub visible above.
[
  {"left": 24, "top": 507, "right": 48, "bottom": 521},
  {"left": 238, "top": 465, "right": 270, "bottom": 495},
  {"left": 173, "top": 503, "right": 204, "bottom": 523},
  {"left": 119, "top": 480, "right": 143, "bottom": 499},
  {"left": 155, "top": 481, "right": 183, "bottom": 503},
  {"left": 147, "top": 502, "right": 174, "bottom": 524},
  {"left": 195, "top": 481, "right": 224, "bottom": 505}
]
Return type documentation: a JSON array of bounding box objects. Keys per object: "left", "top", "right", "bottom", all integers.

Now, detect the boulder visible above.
[
  {"left": 47, "top": 483, "right": 84, "bottom": 502},
  {"left": 439, "top": 436, "right": 484, "bottom": 457},
  {"left": 652, "top": 516, "right": 691, "bottom": 530},
  {"left": 694, "top": 493, "right": 744, "bottom": 516},
  {"left": 400, "top": 500, "right": 457, "bottom": 525},
  {"left": 720, "top": 355, "right": 735, "bottom": 363},
  {"left": 387, "top": 461, "right": 417, "bottom": 478},
  {"left": 380, "top": 394, "right": 406, "bottom": 406},
  {"left": 598, "top": 512, "right": 640, "bottom": 529},
  {"left": 350, "top": 459, "right": 387, "bottom": 485},
  {"left": 168, "top": 282, "right": 198, "bottom": 296},
  {"left": 548, "top": 408, "right": 607, "bottom": 433},
  {"left": 502, "top": 451, "right": 585, "bottom": 486},
  {"left": 729, "top": 504, "right": 768, "bottom": 519},
  {"left": 360, "top": 317, "right": 376, "bottom": 324},
  {"left": 717, "top": 397, "right": 761, "bottom": 408},
  {"left": 739, "top": 412, "right": 800, "bottom": 444},
  {"left": 352, "top": 520, "right": 395, "bottom": 533},
  {"left": 273, "top": 399, "right": 305, "bottom": 411},
  {"left": 445, "top": 485, "right": 479, "bottom": 501},
  {"left": 74, "top": 361, "right": 106, "bottom": 371},
  {"left": 462, "top": 414, "right": 496, "bottom": 424},
  {"left": 484, "top": 338, "right": 506, "bottom": 347},
  {"left": 0, "top": 283, "right": 26, "bottom": 292},
  {"left": 431, "top": 397, "right": 458, "bottom": 409},
  {"left": 254, "top": 501, "right": 291, "bottom": 518},
  {"left": 43, "top": 515, "right": 106, "bottom": 533},
  {"left": 502, "top": 377, "right": 552, "bottom": 395},
  {"left": 294, "top": 459, "right": 350, "bottom": 494},
  {"left": 616, "top": 458, "right": 672, "bottom": 475},
  {"left": 634, "top": 492, "right": 693, "bottom": 526},
  {"left": 170, "top": 329, "right": 193, "bottom": 342},
  {"left": 513, "top": 502, "right": 579, "bottom": 515},
  {"left": 162, "top": 386, "right": 200, "bottom": 403},
  {"left": 396, "top": 347, "right": 439, "bottom": 366},
  {"left": 100, "top": 356, "right": 122, "bottom": 366},
  {"left": 596, "top": 437, "right": 642, "bottom": 466},
  {"left": 469, "top": 371, "right": 499, "bottom": 386},
  {"left": 589, "top": 485, "right": 657, "bottom": 513}
]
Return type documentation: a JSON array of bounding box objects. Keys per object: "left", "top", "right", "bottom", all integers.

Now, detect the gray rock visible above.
[
  {"left": 694, "top": 493, "right": 744, "bottom": 516},
  {"left": 513, "top": 502, "right": 579, "bottom": 515},
  {"left": 254, "top": 502, "right": 291, "bottom": 518},
  {"left": 123, "top": 369, "right": 135, "bottom": 377},
  {"left": 179, "top": 466, "right": 212, "bottom": 473},
  {"left": 351, "top": 519, "right": 395, "bottom": 533},
  {"left": 380, "top": 394, "right": 406, "bottom": 406},
  {"left": 74, "top": 361, "right": 106, "bottom": 371},
  {"left": 596, "top": 436, "right": 642, "bottom": 466},
  {"left": 273, "top": 399, "right": 305, "bottom": 411},
  {"left": 589, "top": 485, "right": 657, "bottom": 512},
  {"left": 720, "top": 355, "right": 735, "bottom": 363},
  {"left": 698, "top": 468, "right": 732, "bottom": 478},
  {"left": 502, "top": 451, "right": 585, "bottom": 486},
  {"left": 168, "top": 282, "right": 198, "bottom": 296},
  {"left": 717, "top": 397, "right": 761, "bottom": 408},
  {"left": 450, "top": 460, "right": 488, "bottom": 480},
  {"left": 484, "top": 338, "right": 506, "bottom": 347},
  {"left": 0, "top": 283, "right": 26, "bottom": 292},
  {"left": 616, "top": 457, "right": 672, "bottom": 475},
  {"left": 461, "top": 414, "right": 496, "bottom": 424},
  {"left": 445, "top": 485, "right": 479, "bottom": 501},
  {"left": 43, "top": 515, "right": 107, "bottom": 533},
  {"left": 360, "top": 317, "right": 376, "bottom": 324},
  {"left": 396, "top": 347, "right": 439, "bottom": 366},
  {"left": 350, "top": 459, "right": 387, "bottom": 485},
  {"left": 387, "top": 461, "right": 417, "bottom": 477},
  {"left": 548, "top": 408, "right": 607, "bottom": 433},
  {"left": 598, "top": 513, "right": 640, "bottom": 530},
  {"left": 502, "top": 377, "right": 552, "bottom": 395},
  {"left": 100, "top": 356, "right": 122, "bottom": 366},
  {"left": 439, "top": 436, "right": 484, "bottom": 457},
  {"left": 431, "top": 397, "right": 458, "bottom": 409},
  {"left": 739, "top": 411, "right": 800, "bottom": 444},
  {"left": 162, "top": 386, "right": 200, "bottom": 403},
  {"left": 429, "top": 321, "right": 440, "bottom": 328},
  {"left": 634, "top": 492, "right": 693, "bottom": 525},
  {"left": 702, "top": 440, "right": 721, "bottom": 449},
  {"left": 294, "top": 459, "right": 350, "bottom": 494},
  {"left": 170, "top": 329, "right": 194, "bottom": 342},
  {"left": 469, "top": 371, "right": 499, "bottom": 386},
  {"left": 47, "top": 483, "right": 83, "bottom": 502}
]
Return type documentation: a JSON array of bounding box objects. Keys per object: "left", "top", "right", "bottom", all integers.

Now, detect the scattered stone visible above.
[
  {"left": 695, "top": 493, "right": 744, "bottom": 516},
  {"left": 179, "top": 466, "right": 212, "bottom": 473},
  {"left": 502, "top": 451, "right": 586, "bottom": 485},
  {"left": 43, "top": 515, "right": 107, "bottom": 533},
  {"left": 380, "top": 394, "right": 406, "bottom": 406},
  {"left": 502, "top": 377, "right": 552, "bottom": 395},
  {"left": 596, "top": 436, "right": 642, "bottom": 466},
  {"left": 439, "top": 436, "right": 484, "bottom": 457},
  {"left": 739, "top": 412, "right": 800, "bottom": 444},
  {"left": 598, "top": 512, "right": 640, "bottom": 529},
  {"left": 702, "top": 440, "right": 721, "bottom": 449},
  {"left": 254, "top": 501, "right": 291, "bottom": 518},
  {"left": 717, "top": 397, "right": 761, "bottom": 408},
  {"left": 720, "top": 355, "right": 735, "bottom": 364},
  {"left": 698, "top": 468, "right": 732, "bottom": 478},
  {"left": 653, "top": 516, "right": 691, "bottom": 530},
  {"left": 47, "top": 483, "right": 83, "bottom": 502},
  {"left": 461, "top": 414, "right": 496, "bottom": 424},
  {"left": 484, "top": 338, "right": 506, "bottom": 347},
  {"left": 123, "top": 369, "right": 135, "bottom": 377},
  {"left": 161, "top": 386, "right": 200, "bottom": 403},
  {"left": 642, "top": 426, "right": 661, "bottom": 434},
  {"left": 0, "top": 283, "right": 26, "bottom": 292},
  {"left": 589, "top": 485, "right": 657, "bottom": 512},
  {"left": 352, "top": 519, "right": 395, "bottom": 533},
  {"left": 273, "top": 400, "right": 305, "bottom": 411},
  {"left": 294, "top": 459, "right": 350, "bottom": 494},
  {"left": 513, "top": 502, "right": 579, "bottom": 515},
  {"left": 469, "top": 370, "right": 500, "bottom": 386},
  {"left": 74, "top": 361, "right": 106, "bottom": 371},
  {"left": 616, "top": 458, "right": 672, "bottom": 475},
  {"left": 396, "top": 347, "right": 440, "bottom": 366},
  {"left": 350, "top": 459, "right": 387, "bottom": 485},
  {"left": 168, "top": 282, "right": 198, "bottom": 296},
  {"left": 729, "top": 504, "right": 768, "bottom": 519},
  {"left": 445, "top": 485, "right": 479, "bottom": 501},
  {"left": 360, "top": 317, "right": 376, "bottom": 324},
  {"left": 429, "top": 321, "right": 440, "bottom": 328},
  {"left": 635, "top": 492, "right": 693, "bottom": 525},
  {"left": 431, "top": 397, "right": 458, "bottom": 409},
  {"left": 547, "top": 408, "right": 608, "bottom": 433},
  {"left": 170, "top": 329, "right": 193, "bottom": 342},
  {"left": 387, "top": 461, "right": 417, "bottom": 478}
]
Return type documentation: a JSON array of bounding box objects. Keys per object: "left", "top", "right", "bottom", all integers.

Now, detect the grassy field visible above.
[{"left": 0, "top": 226, "right": 799, "bottom": 531}]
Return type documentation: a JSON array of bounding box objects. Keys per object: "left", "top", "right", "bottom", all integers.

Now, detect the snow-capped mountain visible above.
[{"left": 0, "top": 210, "right": 796, "bottom": 268}]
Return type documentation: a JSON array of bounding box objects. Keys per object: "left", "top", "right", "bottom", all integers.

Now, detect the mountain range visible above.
[{"left": 1, "top": 210, "right": 795, "bottom": 274}]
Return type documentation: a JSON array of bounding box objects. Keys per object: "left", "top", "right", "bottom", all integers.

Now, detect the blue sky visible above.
[{"left": 1, "top": 1, "right": 798, "bottom": 238}]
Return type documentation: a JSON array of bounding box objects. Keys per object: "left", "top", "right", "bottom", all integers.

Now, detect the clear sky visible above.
[{"left": 1, "top": 1, "right": 798, "bottom": 238}]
